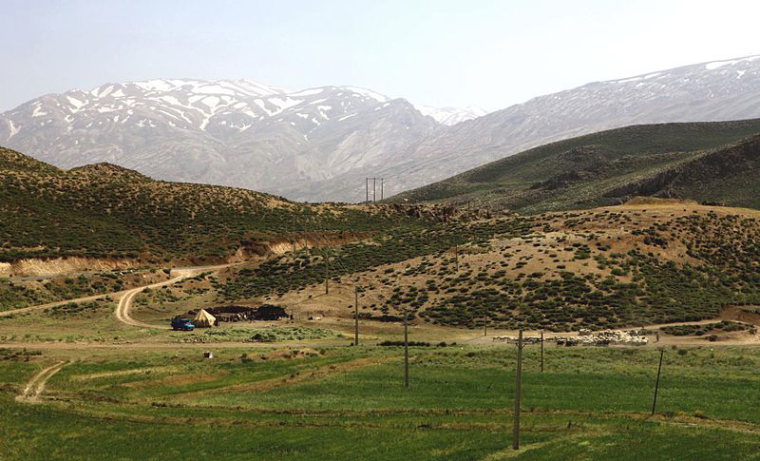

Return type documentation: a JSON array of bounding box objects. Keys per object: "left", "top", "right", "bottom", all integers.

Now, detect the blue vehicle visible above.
[{"left": 171, "top": 317, "right": 195, "bottom": 331}]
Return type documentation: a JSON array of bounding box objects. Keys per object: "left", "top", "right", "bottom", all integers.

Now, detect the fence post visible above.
[
  {"left": 403, "top": 308, "right": 409, "bottom": 388},
  {"left": 354, "top": 286, "right": 359, "bottom": 346},
  {"left": 540, "top": 330, "right": 544, "bottom": 373},
  {"left": 651, "top": 348, "right": 665, "bottom": 415},
  {"left": 513, "top": 329, "right": 523, "bottom": 450}
]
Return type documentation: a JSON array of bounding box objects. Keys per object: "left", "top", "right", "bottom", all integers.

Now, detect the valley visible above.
[
  {"left": 7, "top": 4, "right": 760, "bottom": 459},
  {"left": 1, "top": 124, "right": 760, "bottom": 459}
]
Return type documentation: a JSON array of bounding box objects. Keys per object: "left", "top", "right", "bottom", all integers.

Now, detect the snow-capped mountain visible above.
[
  {"left": 0, "top": 79, "right": 442, "bottom": 200},
  {"left": 416, "top": 105, "right": 488, "bottom": 126},
  {"left": 3, "top": 54, "right": 760, "bottom": 202},
  {"left": 360, "top": 54, "right": 760, "bottom": 198}
]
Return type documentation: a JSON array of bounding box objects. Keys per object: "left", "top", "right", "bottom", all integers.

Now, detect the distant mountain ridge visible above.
[
  {"left": 0, "top": 79, "right": 482, "bottom": 201},
  {"left": 373, "top": 55, "right": 760, "bottom": 198},
  {"left": 395, "top": 118, "right": 760, "bottom": 213},
  {"left": 3, "top": 54, "right": 760, "bottom": 202}
]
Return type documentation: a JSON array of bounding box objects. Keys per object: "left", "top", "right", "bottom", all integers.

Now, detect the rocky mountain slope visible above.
[
  {"left": 396, "top": 118, "right": 760, "bottom": 213},
  {"left": 379, "top": 55, "right": 760, "bottom": 196},
  {"left": 416, "top": 105, "right": 488, "bottom": 126},
  {"left": 3, "top": 55, "right": 760, "bottom": 202},
  {"left": 0, "top": 80, "right": 460, "bottom": 201}
]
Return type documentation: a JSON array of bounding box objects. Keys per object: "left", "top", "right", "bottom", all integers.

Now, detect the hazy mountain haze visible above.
[
  {"left": 1, "top": 0, "right": 759, "bottom": 112},
  {"left": 4, "top": 55, "right": 760, "bottom": 202}
]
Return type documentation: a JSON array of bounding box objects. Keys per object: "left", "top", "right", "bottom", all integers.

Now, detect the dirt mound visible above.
[
  {"left": 2, "top": 256, "right": 137, "bottom": 277},
  {"left": 623, "top": 197, "right": 698, "bottom": 206},
  {"left": 229, "top": 232, "right": 373, "bottom": 261}
]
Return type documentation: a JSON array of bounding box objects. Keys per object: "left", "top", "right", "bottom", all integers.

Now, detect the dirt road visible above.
[
  {"left": 113, "top": 264, "right": 235, "bottom": 329},
  {"left": 0, "top": 264, "right": 234, "bottom": 326},
  {"left": 16, "top": 360, "right": 68, "bottom": 403},
  {"left": 0, "top": 292, "right": 116, "bottom": 318},
  {"left": 113, "top": 269, "right": 195, "bottom": 330}
]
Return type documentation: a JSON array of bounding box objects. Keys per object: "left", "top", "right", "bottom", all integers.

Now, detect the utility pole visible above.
[
  {"left": 380, "top": 177, "right": 384, "bottom": 200},
  {"left": 454, "top": 244, "right": 459, "bottom": 272},
  {"left": 324, "top": 250, "right": 329, "bottom": 295},
  {"left": 365, "top": 178, "right": 369, "bottom": 203},
  {"left": 483, "top": 316, "right": 488, "bottom": 337},
  {"left": 651, "top": 349, "right": 665, "bottom": 415},
  {"left": 513, "top": 329, "right": 523, "bottom": 450},
  {"left": 403, "top": 307, "right": 409, "bottom": 388},
  {"left": 540, "top": 331, "right": 545, "bottom": 373},
  {"left": 373, "top": 177, "right": 377, "bottom": 202},
  {"left": 354, "top": 286, "right": 360, "bottom": 346}
]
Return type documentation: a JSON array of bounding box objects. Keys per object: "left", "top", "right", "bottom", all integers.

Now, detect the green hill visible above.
[
  {"left": 0, "top": 147, "right": 422, "bottom": 263},
  {"left": 395, "top": 119, "right": 760, "bottom": 213}
]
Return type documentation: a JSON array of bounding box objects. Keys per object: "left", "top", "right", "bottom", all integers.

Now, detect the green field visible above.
[{"left": 1, "top": 345, "right": 759, "bottom": 460}]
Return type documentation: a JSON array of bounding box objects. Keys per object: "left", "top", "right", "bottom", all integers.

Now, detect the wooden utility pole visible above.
[
  {"left": 403, "top": 308, "right": 409, "bottom": 388},
  {"left": 380, "top": 178, "right": 384, "bottom": 200},
  {"left": 540, "top": 331, "right": 545, "bottom": 373},
  {"left": 324, "top": 251, "right": 329, "bottom": 295},
  {"left": 513, "top": 329, "right": 523, "bottom": 450},
  {"left": 365, "top": 177, "right": 369, "bottom": 203},
  {"left": 354, "top": 286, "right": 360, "bottom": 346},
  {"left": 483, "top": 316, "right": 488, "bottom": 337},
  {"left": 454, "top": 244, "right": 459, "bottom": 272},
  {"left": 373, "top": 177, "right": 376, "bottom": 202},
  {"left": 651, "top": 349, "right": 665, "bottom": 415}
]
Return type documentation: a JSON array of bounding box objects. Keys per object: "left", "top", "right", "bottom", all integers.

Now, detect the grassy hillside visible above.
[
  {"left": 396, "top": 119, "right": 760, "bottom": 213},
  {"left": 218, "top": 201, "right": 760, "bottom": 332},
  {"left": 0, "top": 147, "right": 428, "bottom": 263}
]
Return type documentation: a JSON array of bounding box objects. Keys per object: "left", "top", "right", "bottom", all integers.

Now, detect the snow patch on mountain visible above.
[
  {"left": 5, "top": 119, "right": 19, "bottom": 138},
  {"left": 704, "top": 55, "right": 760, "bottom": 70},
  {"left": 416, "top": 105, "right": 488, "bottom": 125},
  {"left": 343, "top": 87, "right": 389, "bottom": 102},
  {"left": 9, "top": 53, "right": 760, "bottom": 203},
  {"left": 0, "top": 77, "right": 441, "bottom": 200}
]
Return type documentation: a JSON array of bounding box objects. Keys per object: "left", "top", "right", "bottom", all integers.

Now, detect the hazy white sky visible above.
[{"left": 2, "top": 0, "right": 759, "bottom": 111}]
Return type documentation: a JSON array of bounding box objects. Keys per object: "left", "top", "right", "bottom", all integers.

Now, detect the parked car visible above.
[{"left": 171, "top": 317, "right": 195, "bottom": 331}]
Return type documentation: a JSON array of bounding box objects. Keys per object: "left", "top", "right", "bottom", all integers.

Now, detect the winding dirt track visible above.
[
  {"left": 16, "top": 360, "right": 68, "bottom": 403},
  {"left": 0, "top": 292, "right": 114, "bottom": 318},
  {"left": 113, "top": 264, "right": 235, "bottom": 329},
  {"left": 0, "top": 264, "right": 234, "bottom": 328},
  {"left": 113, "top": 269, "right": 196, "bottom": 330}
]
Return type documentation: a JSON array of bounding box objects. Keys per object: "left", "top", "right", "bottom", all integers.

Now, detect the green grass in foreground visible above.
[{"left": 0, "top": 346, "right": 759, "bottom": 460}]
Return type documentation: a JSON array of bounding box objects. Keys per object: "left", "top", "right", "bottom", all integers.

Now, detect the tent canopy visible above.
[{"left": 193, "top": 309, "right": 216, "bottom": 327}]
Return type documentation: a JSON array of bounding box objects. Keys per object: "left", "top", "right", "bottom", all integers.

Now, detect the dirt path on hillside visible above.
[
  {"left": 113, "top": 263, "right": 240, "bottom": 329},
  {"left": 0, "top": 292, "right": 115, "bottom": 318},
  {"left": 0, "top": 263, "right": 233, "bottom": 325},
  {"left": 112, "top": 270, "right": 193, "bottom": 330},
  {"left": 16, "top": 360, "right": 68, "bottom": 403}
]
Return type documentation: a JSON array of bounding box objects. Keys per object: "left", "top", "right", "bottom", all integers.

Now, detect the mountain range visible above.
[
  {"left": 2, "top": 55, "right": 760, "bottom": 202},
  {"left": 396, "top": 118, "right": 760, "bottom": 213}
]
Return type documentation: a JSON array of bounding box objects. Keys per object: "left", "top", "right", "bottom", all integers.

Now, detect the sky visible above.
[{"left": 1, "top": 0, "right": 760, "bottom": 112}]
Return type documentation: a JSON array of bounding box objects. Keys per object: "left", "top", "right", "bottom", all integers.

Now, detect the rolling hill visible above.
[
  {"left": 0, "top": 146, "right": 423, "bottom": 264},
  {"left": 395, "top": 119, "right": 760, "bottom": 213}
]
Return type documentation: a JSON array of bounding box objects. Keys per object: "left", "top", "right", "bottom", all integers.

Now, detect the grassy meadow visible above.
[{"left": 1, "top": 344, "right": 759, "bottom": 460}]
